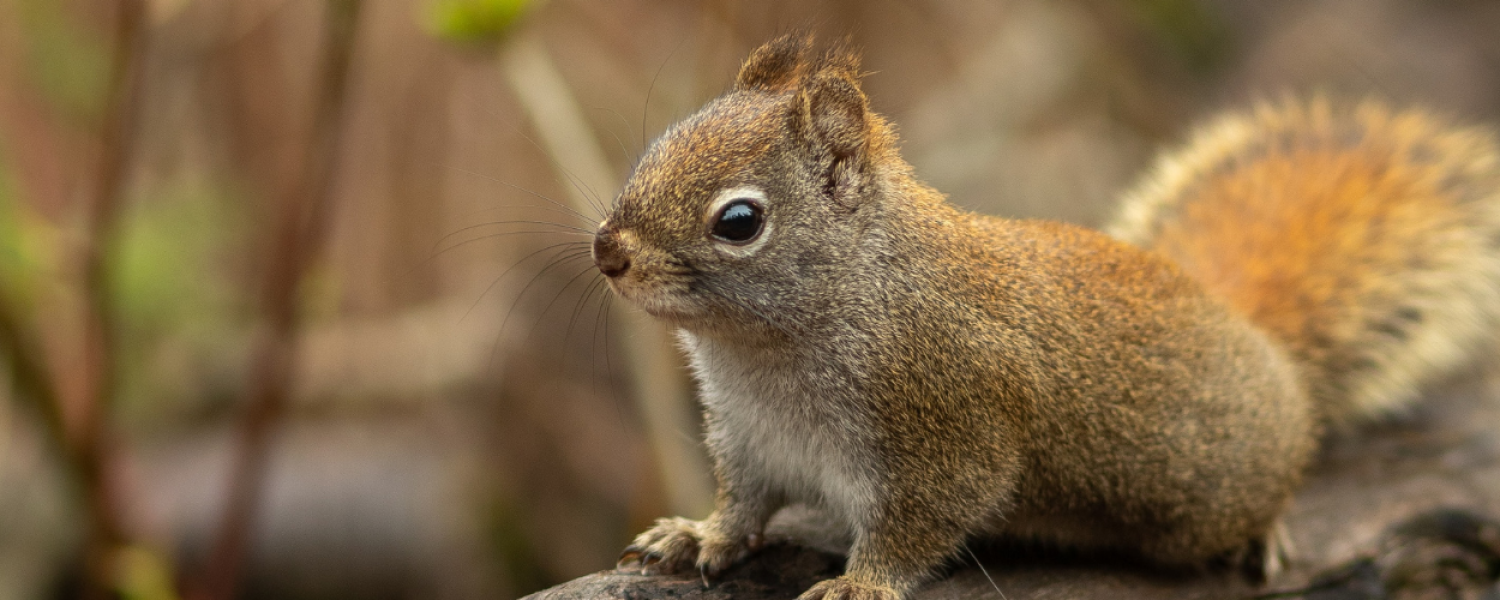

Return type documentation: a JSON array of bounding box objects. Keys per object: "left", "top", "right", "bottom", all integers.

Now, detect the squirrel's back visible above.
[{"left": 1110, "top": 98, "right": 1500, "bottom": 424}]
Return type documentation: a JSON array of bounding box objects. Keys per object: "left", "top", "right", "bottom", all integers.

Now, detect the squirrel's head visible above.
[{"left": 593, "top": 34, "right": 901, "bottom": 338}]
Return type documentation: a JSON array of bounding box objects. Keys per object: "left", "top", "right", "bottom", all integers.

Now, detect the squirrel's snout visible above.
[{"left": 593, "top": 226, "right": 631, "bottom": 278}]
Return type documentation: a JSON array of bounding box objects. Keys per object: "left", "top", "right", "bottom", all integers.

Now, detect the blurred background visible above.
[{"left": 1, "top": 0, "right": 1499, "bottom": 598}]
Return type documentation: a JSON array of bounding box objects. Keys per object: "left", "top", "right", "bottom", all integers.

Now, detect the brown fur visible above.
[
  {"left": 1111, "top": 98, "right": 1500, "bottom": 424},
  {"left": 596, "top": 37, "right": 1499, "bottom": 600}
]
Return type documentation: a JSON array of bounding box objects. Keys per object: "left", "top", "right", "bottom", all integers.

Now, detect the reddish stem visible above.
[
  {"left": 76, "top": 0, "right": 149, "bottom": 597},
  {"left": 190, "top": 2, "right": 363, "bottom": 599}
]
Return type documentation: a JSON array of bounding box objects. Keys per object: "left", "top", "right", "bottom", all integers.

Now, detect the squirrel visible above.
[{"left": 591, "top": 34, "right": 1500, "bottom": 600}]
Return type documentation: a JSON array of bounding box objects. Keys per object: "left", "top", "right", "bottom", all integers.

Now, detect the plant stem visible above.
[
  {"left": 190, "top": 2, "right": 364, "bottom": 599},
  {"left": 76, "top": 0, "right": 149, "bottom": 596}
]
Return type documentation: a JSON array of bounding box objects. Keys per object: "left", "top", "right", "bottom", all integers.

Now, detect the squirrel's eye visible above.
[{"left": 710, "top": 199, "right": 764, "bottom": 244}]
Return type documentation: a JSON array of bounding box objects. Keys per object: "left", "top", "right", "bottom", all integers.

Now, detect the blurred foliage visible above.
[
  {"left": 115, "top": 545, "right": 180, "bottom": 600},
  {"left": 1128, "top": 0, "right": 1235, "bottom": 74},
  {"left": 0, "top": 144, "right": 61, "bottom": 314},
  {"left": 423, "top": 0, "right": 538, "bottom": 47},
  {"left": 16, "top": 0, "right": 110, "bottom": 124},
  {"left": 112, "top": 179, "right": 250, "bottom": 423},
  {"left": 114, "top": 180, "right": 246, "bottom": 338}
]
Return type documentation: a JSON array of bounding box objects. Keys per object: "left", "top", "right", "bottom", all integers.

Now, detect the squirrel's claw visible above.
[
  {"left": 615, "top": 546, "right": 667, "bottom": 574},
  {"left": 617, "top": 517, "right": 706, "bottom": 575},
  {"left": 616, "top": 547, "right": 647, "bottom": 571}
]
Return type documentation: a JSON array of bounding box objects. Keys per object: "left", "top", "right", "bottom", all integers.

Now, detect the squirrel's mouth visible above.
[{"left": 604, "top": 277, "right": 702, "bottom": 322}]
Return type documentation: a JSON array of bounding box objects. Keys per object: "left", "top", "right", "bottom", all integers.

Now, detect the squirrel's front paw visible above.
[
  {"left": 617, "top": 517, "right": 761, "bottom": 577},
  {"left": 798, "top": 576, "right": 902, "bottom": 600}
]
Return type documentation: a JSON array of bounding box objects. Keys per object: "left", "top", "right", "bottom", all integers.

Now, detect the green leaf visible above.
[{"left": 424, "top": 0, "right": 537, "bottom": 47}]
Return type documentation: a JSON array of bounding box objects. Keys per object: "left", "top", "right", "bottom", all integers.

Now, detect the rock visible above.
[{"left": 524, "top": 542, "right": 844, "bottom": 600}]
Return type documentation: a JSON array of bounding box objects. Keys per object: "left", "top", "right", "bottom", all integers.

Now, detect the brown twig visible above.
[
  {"left": 0, "top": 290, "right": 69, "bottom": 471},
  {"left": 190, "top": 2, "right": 364, "bottom": 599},
  {"left": 76, "top": 0, "right": 149, "bottom": 597},
  {"left": 0, "top": 1, "right": 148, "bottom": 597}
]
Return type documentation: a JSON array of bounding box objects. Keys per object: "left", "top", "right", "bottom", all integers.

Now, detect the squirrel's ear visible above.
[
  {"left": 736, "top": 34, "right": 812, "bottom": 92},
  {"left": 796, "top": 70, "right": 870, "bottom": 161}
]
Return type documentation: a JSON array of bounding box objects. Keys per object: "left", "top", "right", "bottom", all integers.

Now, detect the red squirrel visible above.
[{"left": 591, "top": 35, "right": 1500, "bottom": 599}]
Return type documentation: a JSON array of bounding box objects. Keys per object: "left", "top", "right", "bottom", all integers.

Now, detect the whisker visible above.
[
  {"left": 464, "top": 241, "right": 591, "bottom": 323},
  {"left": 431, "top": 226, "right": 590, "bottom": 258},
  {"left": 486, "top": 254, "right": 593, "bottom": 372},
  {"left": 642, "top": 37, "right": 686, "bottom": 155},
  {"left": 398, "top": 231, "right": 583, "bottom": 287},
  {"left": 490, "top": 248, "right": 595, "bottom": 365},
  {"left": 591, "top": 287, "right": 611, "bottom": 404},
  {"left": 502, "top": 206, "right": 604, "bottom": 231},
  {"left": 424, "top": 231, "right": 588, "bottom": 271},
  {"left": 565, "top": 274, "right": 609, "bottom": 361},
  {"left": 443, "top": 164, "right": 600, "bottom": 225},
  {"left": 595, "top": 106, "right": 641, "bottom": 162},
  {"left": 565, "top": 169, "right": 611, "bottom": 216},
  {"left": 524, "top": 261, "right": 605, "bottom": 343},
  {"left": 962, "top": 543, "right": 1007, "bottom": 600},
  {"left": 510, "top": 127, "right": 613, "bottom": 218},
  {"left": 431, "top": 220, "right": 593, "bottom": 255},
  {"left": 553, "top": 163, "right": 608, "bottom": 217},
  {"left": 600, "top": 294, "right": 623, "bottom": 422}
]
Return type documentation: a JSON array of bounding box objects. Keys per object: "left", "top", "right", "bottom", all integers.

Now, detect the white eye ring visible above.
[{"left": 706, "top": 186, "right": 772, "bottom": 256}]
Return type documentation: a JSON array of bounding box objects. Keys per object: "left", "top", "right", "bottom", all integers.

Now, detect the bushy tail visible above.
[{"left": 1108, "top": 98, "right": 1500, "bottom": 425}]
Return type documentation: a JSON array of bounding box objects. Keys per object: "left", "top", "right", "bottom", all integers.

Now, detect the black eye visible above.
[{"left": 710, "top": 199, "right": 765, "bottom": 244}]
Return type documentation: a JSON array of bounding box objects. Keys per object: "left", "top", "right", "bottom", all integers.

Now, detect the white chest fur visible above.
[{"left": 680, "top": 331, "right": 877, "bottom": 530}]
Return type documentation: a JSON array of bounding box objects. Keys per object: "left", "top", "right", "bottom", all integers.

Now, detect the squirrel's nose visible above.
[{"left": 593, "top": 226, "right": 632, "bottom": 278}]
